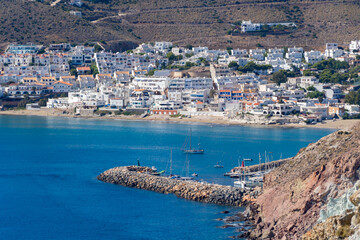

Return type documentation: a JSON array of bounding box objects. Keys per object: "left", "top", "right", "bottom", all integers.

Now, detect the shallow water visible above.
[{"left": 0, "top": 115, "right": 333, "bottom": 239}]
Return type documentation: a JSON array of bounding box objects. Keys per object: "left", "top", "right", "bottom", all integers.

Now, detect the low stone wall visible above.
[
  {"left": 230, "top": 158, "right": 290, "bottom": 174},
  {"left": 97, "top": 166, "right": 246, "bottom": 206}
]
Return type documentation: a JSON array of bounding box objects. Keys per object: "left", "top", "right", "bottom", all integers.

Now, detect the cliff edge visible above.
[{"left": 252, "top": 123, "right": 360, "bottom": 239}]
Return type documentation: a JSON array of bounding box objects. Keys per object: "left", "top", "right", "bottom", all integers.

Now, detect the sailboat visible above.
[
  {"left": 181, "top": 153, "right": 194, "bottom": 181},
  {"left": 233, "top": 157, "right": 263, "bottom": 189},
  {"left": 182, "top": 129, "right": 204, "bottom": 154}
]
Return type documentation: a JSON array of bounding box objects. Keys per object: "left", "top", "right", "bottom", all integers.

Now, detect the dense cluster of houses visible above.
[{"left": 1, "top": 40, "right": 360, "bottom": 123}]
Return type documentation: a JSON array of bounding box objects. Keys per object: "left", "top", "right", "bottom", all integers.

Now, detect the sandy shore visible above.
[{"left": 0, "top": 109, "right": 359, "bottom": 130}]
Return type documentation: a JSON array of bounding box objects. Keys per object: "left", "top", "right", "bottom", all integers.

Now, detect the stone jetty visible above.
[
  {"left": 97, "top": 166, "right": 249, "bottom": 206},
  {"left": 225, "top": 158, "right": 289, "bottom": 177}
]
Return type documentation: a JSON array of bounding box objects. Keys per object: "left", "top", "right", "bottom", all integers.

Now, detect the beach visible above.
[{"left": 0, "top": 109, "right": 358, "bottom": 130}]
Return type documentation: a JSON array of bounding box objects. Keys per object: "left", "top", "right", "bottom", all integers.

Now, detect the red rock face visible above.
[{"left": 255, "top": 126, "right": 360, "bottom": 239}]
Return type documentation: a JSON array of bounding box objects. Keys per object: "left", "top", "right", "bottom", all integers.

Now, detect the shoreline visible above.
[{"left": 0, "top": 109, "right": 359, "bottom": 130}]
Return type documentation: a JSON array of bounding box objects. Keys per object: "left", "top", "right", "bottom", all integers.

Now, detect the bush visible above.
[
  {"left": 272, "top": 71, "right": 287, "bottom": 85},
  {"left": 38, "top": 98, "right": 48, "bottom": 106}
]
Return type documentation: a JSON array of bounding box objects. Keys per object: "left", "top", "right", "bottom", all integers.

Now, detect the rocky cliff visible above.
[{"left": 252, "top": 124, "right": 360, "bottom": 239}]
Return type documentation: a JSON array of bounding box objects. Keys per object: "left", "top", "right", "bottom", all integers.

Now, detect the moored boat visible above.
[{"left": 182, "top": 129, "right": 204, "bottom": 154}]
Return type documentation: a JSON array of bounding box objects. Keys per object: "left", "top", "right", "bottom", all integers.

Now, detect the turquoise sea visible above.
[{"left": 0, "top": 116, "right": 334, "bottom": 239}]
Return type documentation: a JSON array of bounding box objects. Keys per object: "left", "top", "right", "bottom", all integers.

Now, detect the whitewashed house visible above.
[
  {"left": 349, "top": 40, "right": 360, "bottom": 53},
  {"left": 304, "top": 51, "right": 324, "bottom": 65},
  {"left": 241, "top": 21, "right": 261, "bottom": 32}
]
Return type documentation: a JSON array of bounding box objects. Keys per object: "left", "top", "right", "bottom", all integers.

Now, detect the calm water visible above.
[{"left": 0, "top": 116, "right": 333, "bottom": 239}]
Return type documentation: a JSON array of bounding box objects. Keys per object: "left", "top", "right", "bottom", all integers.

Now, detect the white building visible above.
[
  {"left": 53, "top": 81, "right": 73, "bottom": 93},
  {"left": 132, "top": 77, "right": 169, "bottom": 91},
  {"left": 154, "top": 42, "right": 173, "bottom": 52},
  {"left": 231, "top": 49, "right": 248, "bottom": 57},
  {"left": 249, "top": 49, "right": 265, "bottom": 61},
  {"left": 70, "top": 0, "right": 83, "bottom": 7},
  {"left": 349, "top": 40, "right": 360, "bottom": 53},
  {"left": 304, "top": 50, "right": 324, "bottom": 65},
  {"left": 192, "top": 46, "right": 209, "bottom": 54},
  {"left": 324, "top": 43, "right": 343, "bottom": 59},
  {"left": 241, "top": 21, "right": 261, "bottom": 32}
]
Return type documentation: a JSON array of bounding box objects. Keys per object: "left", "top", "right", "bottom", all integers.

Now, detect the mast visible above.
[
  {"left": 170, "top": 149, "right": 173, "bottom": 176},
  {"left": 264, "top": 151, "right": 267, "bottom": 172},
  {"left": 259, "top": 153, "right": 261, "bottom": 172},
  {"left": 186, "top": 153, "right": 189, "bottom": 177},
  {"left": 189, "top": 129, "right": 192, "bottom": 150}
]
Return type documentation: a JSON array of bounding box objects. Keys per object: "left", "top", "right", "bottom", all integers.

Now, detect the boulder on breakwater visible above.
[{"left": 97, "top": 166, "right": 248, "bottom": 206}]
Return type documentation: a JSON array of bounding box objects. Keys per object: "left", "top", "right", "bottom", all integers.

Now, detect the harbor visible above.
[
  {"left": 225, "top": 158, "right": 290, "bottom": 178},
  {"left": 97, "top": 165, "right": 257, "bottom": 206}
]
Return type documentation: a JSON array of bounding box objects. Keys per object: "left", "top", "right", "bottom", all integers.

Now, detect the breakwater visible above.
[
  {"left": 225, "top": 158, "right": 289, "bottom": 177},
  {"left": 97, "top": 166, "right": 248, "bottom": 206}
]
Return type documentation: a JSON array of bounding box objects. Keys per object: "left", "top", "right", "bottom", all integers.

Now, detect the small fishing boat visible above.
[
  {"left": 214, "top": 161, "right": 224, "bottom": 168},
  {"left": 192, "top": 173, "right": 198, "bottom": 177}
]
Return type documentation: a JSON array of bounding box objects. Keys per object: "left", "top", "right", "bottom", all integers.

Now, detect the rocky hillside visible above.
[
  {"left": 251, "top": 123, "right": 360, "bottom": 239},
  {"left": 0, "top": 0, "right": 133, "bottom": 47},
  {"left": 1, "top": 0, "right": 360, "bottom": 49}
]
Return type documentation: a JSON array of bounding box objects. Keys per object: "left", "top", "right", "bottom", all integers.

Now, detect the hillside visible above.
[
  {"left": 1, "top": 0, "right": 360, "bottom": 49},
  {"left": 251, "top": 123, "right": 360, "bottom": 239},
  {"left": 0, "top": 0, "right": 133, "bottom": 47}
]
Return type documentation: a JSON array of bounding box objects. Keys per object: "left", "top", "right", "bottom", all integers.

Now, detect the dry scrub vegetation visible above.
[{"left": 1, "top": 0, "right": 360, "bottom": 49}]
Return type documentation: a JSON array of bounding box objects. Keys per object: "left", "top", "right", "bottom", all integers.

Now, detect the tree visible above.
[
  {"left": 38, "top": 98, "right": 48, "bottom": 107},
  {"left": 166, "top": 52, "right": 182, "bottom": 62},
  {"left": 238, "top": 61, "right": 272, "bottom": 73},
  {"left": 17, "top": 95, "right": 31, "bottom": 109},
  {"left": 306, "top": 90, "right": 325, "bottom": 99},
  {"left": 307, "top": 86, "right": 316, "bottom": 91},
  {"left": 272, "top": 71, "right": 287, "bottom": 85},
  {"left": 312, "top": 59, "right": 349, "bottom": 71},
  {"left": 70, "top": 68, "right": 77, "bottom": 77},
  {"left": 226, "top": 47, "right": 233, "bottom": 55},
  {"left": 345, "top": 91, "right": 360, "bottom": 105},
  {"left": 146, "top": 69, "right": 156, "bottom": 76},
  {"left": 90, "top": 62, "right": 99, "bottom": 76},
  {"left": 94, "top": 44, "right": 103, "bottom": 53},
  {"left": 228, "top": 61, "right": 239, "bottom": 69}
]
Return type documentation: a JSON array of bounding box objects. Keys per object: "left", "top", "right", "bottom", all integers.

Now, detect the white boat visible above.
[
  {"left": 214, "top": 161, "right": 224, "bottom": 168},
  {"left": 234, "top": 179, "right": 263, "bottom": 189},
  {"left": 180, "top": 176, "right": 194, "bottom": 181},
  {"left": 182, "top": 129, "right": 204, "bottom": 154}
]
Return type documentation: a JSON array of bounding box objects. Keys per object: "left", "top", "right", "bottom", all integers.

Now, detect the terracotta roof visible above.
[
  {"left": 76, "top": 66, "right": 91, "bottom": 71},
  {"left": 97, "top": 74, "right": 111, "bottom": 77},
  {"left": 78, "top": 75, "right": 94, "bottom": 78},
  {"left": 116, "top": 71, "right": 130, "bottom": 75}
]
